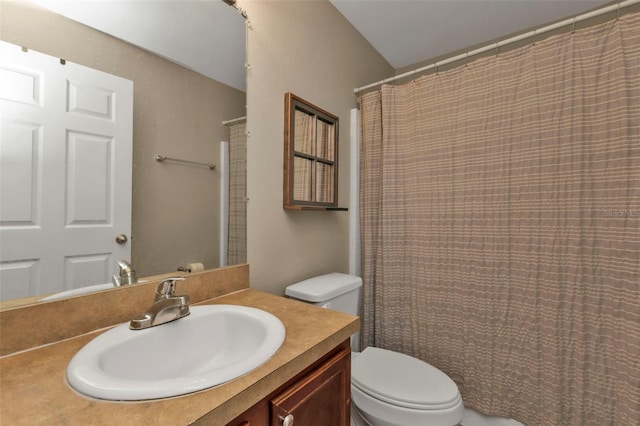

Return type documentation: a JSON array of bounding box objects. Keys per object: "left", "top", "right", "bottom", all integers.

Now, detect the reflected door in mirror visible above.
[{"left": 0, "top": 42, "right": 133, "bottom": 301}]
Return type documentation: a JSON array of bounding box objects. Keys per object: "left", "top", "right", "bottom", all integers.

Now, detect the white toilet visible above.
[{"left": 285, "top": 273, "right": 464, "bottom": 426}]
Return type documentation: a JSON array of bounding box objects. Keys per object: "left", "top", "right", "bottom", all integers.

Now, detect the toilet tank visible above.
[
  {"left": 285, "top": 273, "right": 363, "bottom": 351},
  {"left": 285, "top": 272, "right": 362, "bottom": 315}
]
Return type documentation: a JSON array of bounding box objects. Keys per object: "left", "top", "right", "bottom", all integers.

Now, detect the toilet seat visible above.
[{"left": 352, "top": 347, "right": 461, "bottom": 410}]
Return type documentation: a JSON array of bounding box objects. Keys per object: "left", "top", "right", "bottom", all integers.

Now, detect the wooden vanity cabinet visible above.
[
  {"left": 226, "top": 402, "right": 269, "bottom": 426},
  {"left": 226, "top": 341, "right": 351, "bottom": 426}
]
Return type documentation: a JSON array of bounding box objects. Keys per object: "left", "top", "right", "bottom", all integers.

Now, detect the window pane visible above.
[
  {"left": 315, "top": 163, "right": 334, "bottom": 203},
  {"left": 293, "top": 156, "right": 313, "bottom": 201},
  {"left": 294, "top": 110, "right": 314, "bottom": 155},
  {"left": 316, "top": 120, "right": 334, "bottom": 161}
]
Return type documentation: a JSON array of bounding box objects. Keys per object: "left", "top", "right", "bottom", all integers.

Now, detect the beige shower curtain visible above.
[
  {"left": 228, "top": 122, "right": 247, "bottom": 265},
  {"left": 359, "top": 12, "right": 639, "bottom": 426}
]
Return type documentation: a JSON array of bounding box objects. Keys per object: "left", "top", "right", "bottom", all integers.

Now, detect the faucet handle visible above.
[
  {"left": 117, "top": 260, "right": 134, "bottom": 274},
  {"left": 155, "top": 277, "right": 186, "bottom": 299},
  {"left": 115, "top": 259, "right": 137, "bottom": 286}
]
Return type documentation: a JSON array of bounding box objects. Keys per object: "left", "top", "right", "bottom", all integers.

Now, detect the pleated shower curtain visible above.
[
  {"left": 227, "top": 122, "right": 247, "bottom": 265},
  {"left": 359, "top": 11, "right": 639, "bottom": 426}
]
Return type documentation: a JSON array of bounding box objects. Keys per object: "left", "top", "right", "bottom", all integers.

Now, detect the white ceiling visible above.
[
  {"left": 330, "top": 0, "right": 611, "bottom": 70},
  {"left": 27, "top": 0, "right": 247, "bottom": 91},
  {"left": 27, "top": 0, "right": 614, "bottom": 92}
]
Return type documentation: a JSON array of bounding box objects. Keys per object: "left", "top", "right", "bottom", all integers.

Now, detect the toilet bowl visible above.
[
  {"left": 285, "top": 273, "right": 464, "bottom": 426},
  {"left": 351, "top": 347, "right": 464, "bottom": 426}
]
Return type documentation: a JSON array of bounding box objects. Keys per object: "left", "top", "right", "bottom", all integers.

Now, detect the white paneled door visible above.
[{"left": 0, "top": 41, "right": 133, "bottom": 301}]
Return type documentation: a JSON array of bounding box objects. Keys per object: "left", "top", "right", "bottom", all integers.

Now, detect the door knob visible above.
[{"left": 115, "top": 234, "right": 128, "bottom": 244}]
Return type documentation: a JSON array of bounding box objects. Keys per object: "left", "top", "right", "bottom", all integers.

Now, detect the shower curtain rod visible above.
[
  {"left": 222, "top": 116, "right": 246, "bottom": 125},
  {"left": 354, "top": 0, "right": 639, "bottom": 94},
  {"left": 222, "top": 0, "right": 248, "bottom": 19}
]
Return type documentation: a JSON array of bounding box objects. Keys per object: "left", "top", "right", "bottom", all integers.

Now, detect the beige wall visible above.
[
  {"left": 241, "top": 0, "right": 393, "bottom": 294},
  {"left": 1, "top": 1, "right": 246, "bottom": 278}
]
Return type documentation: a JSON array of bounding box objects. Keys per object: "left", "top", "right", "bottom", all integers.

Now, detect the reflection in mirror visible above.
[
  {"left": 221, "top": 120, "right": 247, "bottom": 266},
  {"left": 0, "top": 0, "right": 247, "bottom": 307},
  {"left": 1, "top": 40, "right": 135, "bottom": 303},
  {"left": 284, "top": 93, "right": 340, "bottom": 210}
]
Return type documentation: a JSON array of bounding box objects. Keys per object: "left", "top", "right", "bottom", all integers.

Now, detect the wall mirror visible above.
[
  {"left": 284, "top": 93, "right": 342, "bottom": 211},
  {"left": 0, "top": 0, "right": 247, "bottom": 308}
]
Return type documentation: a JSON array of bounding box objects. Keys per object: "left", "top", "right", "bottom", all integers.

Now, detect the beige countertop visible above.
[{"left": 0, "top": 289, "right": 359, "bottom": 425}]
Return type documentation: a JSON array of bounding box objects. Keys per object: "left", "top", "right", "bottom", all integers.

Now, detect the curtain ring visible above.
[
  {"left": 572, "top": 17, "right": 576, "bottom": 33},
  {"left": 532, "top": 28, "right": 537, "bottom": 45},
  {"left": 616, "top": 1, "right": 621, "bottom": 20},
  {"left": 496, "top": 45, "right": 501, "bottom": 58}
]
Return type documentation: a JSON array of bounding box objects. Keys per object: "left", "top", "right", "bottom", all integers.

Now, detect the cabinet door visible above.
[
  {"left": 271, "top": 347, "right": 350, "bottom": 426},
  {"left": 226, "top": 400, "right": 268, "bottom": 426}
]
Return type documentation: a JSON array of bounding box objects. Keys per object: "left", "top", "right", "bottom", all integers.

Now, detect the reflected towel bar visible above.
[
  {"left": 154, "top": 155, "right": 216, "bottom": 170},
  {"left": 222, "top": 116, "right": 246, "bottom": 126}
]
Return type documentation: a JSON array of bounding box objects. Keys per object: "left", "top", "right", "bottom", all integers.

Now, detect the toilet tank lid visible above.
[{"left": 285, "top": 273, "right": 362, "bottom": 302}]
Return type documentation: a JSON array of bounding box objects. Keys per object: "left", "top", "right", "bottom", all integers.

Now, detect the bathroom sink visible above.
[
  {"left": 67, "top": 304, "right": 286, "bottom": 401},
  {"left": 40, "top": 280, "right": 149, "bottom": 301},
  {"left": 40, "top": 283, "right": 115, "bottom": 301}
]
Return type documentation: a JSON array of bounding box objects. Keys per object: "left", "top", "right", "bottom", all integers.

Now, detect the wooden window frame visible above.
[{"left": 284, "top": 92, "right": 342, "bottom": 211}]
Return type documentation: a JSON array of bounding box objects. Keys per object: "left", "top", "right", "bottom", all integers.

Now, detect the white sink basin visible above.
[
  {"left": 40, "top": 280, "right": 149, "bottom": 301},
  {"left": 40, "top": 283, "right": 115, "bottom": 301},
  {"left": 67, "top": 304, "right": 286, "bottom": 401}
]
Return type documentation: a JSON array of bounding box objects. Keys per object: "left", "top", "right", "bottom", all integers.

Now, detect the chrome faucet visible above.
[
  {"left": 113, "top": 260, "right": 137, "bottom": 287},
  {"left": 130, "top": 277, "right": 190, "bottom": 330}
]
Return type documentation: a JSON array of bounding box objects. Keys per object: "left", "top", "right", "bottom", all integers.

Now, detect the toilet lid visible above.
[{"left": 351, "top": 347, "right": 461, "bottom": 410}]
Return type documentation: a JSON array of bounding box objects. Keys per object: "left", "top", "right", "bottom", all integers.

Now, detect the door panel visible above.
[
  {"left": 64, "top": 254, "right": 111, "bottom": 290},
  {"left": 67, "top": 79, "right": 116, "bottom": 120},
  {"left": 0, "top": 121, "right": 41, "bottom": 225},
  {"left": 65, "top": 130, "right": 112, "bottom": 225},
  {"left": 0, "top": 260, "right": 38, "bottom": 300}
]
